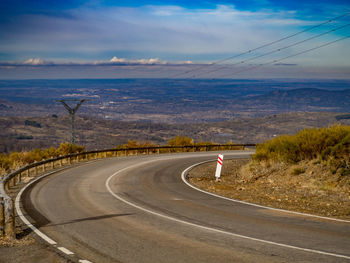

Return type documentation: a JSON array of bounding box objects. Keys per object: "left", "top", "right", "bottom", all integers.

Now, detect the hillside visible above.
[
  {"left": 244, "top": 88, "right": 350, "bottom": 112},
  {"left": 188, "top": 125, "right": 350, "bottom": 218},
  {"left": 1, "top": 112, "right": 350, "bottom": 153}
]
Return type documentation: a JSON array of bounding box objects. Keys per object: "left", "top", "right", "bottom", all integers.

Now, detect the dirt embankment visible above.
[{"left": 188, "top": 158, "right": 350, "bottom": 219}]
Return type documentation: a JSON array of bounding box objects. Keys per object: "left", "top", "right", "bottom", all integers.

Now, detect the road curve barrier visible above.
[{"left": 0, "top": 143, "right": 255, "bottom": 239}]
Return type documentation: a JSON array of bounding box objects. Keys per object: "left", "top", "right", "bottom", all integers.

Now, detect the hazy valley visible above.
[{"left": 0, "top": 79, "right": 349, "bottom": 152}]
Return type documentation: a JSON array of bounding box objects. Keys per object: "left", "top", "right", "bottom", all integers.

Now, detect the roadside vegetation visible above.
[
  {"left": 0, "top": 142, "right": 85, "bottom": 176},
  {"left": 0, "top": 136, "right": 237, "bottom": 177},
  {"left": 253, "top": 124, "right": 350, "bottom": 176}
]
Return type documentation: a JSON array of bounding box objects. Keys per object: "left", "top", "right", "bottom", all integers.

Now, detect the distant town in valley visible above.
[{"left": 0, "top": 78, "right": 349, "bottom": 152}]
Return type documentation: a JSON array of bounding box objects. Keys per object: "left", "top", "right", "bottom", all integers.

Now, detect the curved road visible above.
[{"left": 20, "top": 151, "right": 350, "bottom": 263}]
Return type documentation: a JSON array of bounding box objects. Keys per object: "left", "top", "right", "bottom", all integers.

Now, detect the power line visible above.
[
  {"left": 168, "top": 11, "right": 350, "bottom": 79},
  {"left": 214, "top": 35, "right": 350, "bottom": 78},
  {"left": 195, "top": 22, "right": 350, "bottom": 78}
]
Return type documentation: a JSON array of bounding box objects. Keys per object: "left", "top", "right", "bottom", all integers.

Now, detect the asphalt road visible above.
[{"left": 21, "top": 151, "right": 350, "bottom": 263}]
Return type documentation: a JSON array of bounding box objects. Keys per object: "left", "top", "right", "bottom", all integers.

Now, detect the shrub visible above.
[
  {"left": 24, "top": 120, "right": 41, "bottom": 128},
  {"left": 253, "top": 125, "right": 350, "bottom": 173},
  {"left": 0, "top": 142, "right": 85, "bottom": 174},
  {"left": 168, "top": 136, "right": 194, "bottom": 146},
  {"left": 122, "top": 140, "right": 157, "bottom": 148},
  {"left": 253, "top": 125, "right": 350, "bottom": 163},
  {"left": 292, "top": 167, "right": 306, "bottom": 175},
  {"left": 58, "top": 142, "right": 85, "bottom": 155}
]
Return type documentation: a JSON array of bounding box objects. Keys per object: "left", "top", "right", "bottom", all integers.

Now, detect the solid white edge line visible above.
[
  {"left": 105, "top": 157, "right": 350, "bottom": 260},
  {"left": 181, "top": 160, "right": 350, "bottom": 224},
  {"left": 15, "top": 170, "right": 63, "bottom": 245},
  {"left": 15, "top": 164, "right": 99, "bottom": 262}
]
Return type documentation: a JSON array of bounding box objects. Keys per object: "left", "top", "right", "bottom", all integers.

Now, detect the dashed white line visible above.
[
  {"left": 105, "top": 157, "right": 350, "bottom": 260},
  {"left": 58, "top": 246, "right": 74, "bottom": 255},
  {"left": 79, "top": 260, "right": 93, "bottom": 263}
]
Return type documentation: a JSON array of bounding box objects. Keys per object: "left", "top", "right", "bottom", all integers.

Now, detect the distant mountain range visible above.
[{"left": 242, "top": 88, "right": 350, "bottom": 112}]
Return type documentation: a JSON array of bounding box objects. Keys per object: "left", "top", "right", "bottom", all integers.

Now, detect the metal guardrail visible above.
[{"left": 0, "top": 143, "right": 255, "bottom": 239}]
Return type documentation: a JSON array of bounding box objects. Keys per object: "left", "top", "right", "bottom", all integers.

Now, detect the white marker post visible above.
[{"left": 215, "top": 154, "right": 224, "bottom": 181}]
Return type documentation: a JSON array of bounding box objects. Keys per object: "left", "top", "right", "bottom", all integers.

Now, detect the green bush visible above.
[
  {"left": 253, "top": 125, "right": 350, "bottom": 173},
  {"left": 24, "top": 120, "right": 41, "bottom": 128},
  {"left": 292, "top": 167, "right": 306, "bottom": 175}
]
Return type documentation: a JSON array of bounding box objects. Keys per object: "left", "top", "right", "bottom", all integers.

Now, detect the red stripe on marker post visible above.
[{"left": 215, "top": 154, "right": 224, "bottom": 181}]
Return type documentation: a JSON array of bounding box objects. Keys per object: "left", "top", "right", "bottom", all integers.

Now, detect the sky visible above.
[{"left": 0, "top": 0, "right": 349, "bottom": 79}]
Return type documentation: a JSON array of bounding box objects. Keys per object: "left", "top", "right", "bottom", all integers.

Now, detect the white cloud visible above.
[
  {"left": 23, "top": 58, "right": 46, "bottom": 65},
  {"left": 1, "top": 4, "right": 349, "bottom": 68},
  {"left": 109, "top": 56, "right": 126, "bottom": 63},
  {"left": 105, "top": 57, "right": 165, "bottom": 64}
]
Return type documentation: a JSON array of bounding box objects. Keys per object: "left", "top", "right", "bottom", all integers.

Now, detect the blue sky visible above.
[{"left": 0, "top": 0, "right": 349, "bottom": 79}]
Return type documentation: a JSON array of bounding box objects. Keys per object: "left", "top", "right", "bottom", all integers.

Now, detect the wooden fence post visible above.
[
  {"left": 0, "top": 196, "right": 4, "bottom": 237},
  {"left": 4, "top": 196, "right": 15, "bottom": 239}
]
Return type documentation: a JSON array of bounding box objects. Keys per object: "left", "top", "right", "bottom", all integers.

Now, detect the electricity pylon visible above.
[{"left": 55, "top": 99, "right": 88, "bottom": 144}]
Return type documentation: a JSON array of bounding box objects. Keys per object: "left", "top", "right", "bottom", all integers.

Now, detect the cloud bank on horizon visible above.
[{"left": 0, "top": 0, "right": 349, "bottom": 79}]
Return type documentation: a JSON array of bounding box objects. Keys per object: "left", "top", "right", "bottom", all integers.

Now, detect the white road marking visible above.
[
  {"left": 14, "top": 155, "right": 226, "bottom": 262},
  {"left": 79, "top": 260, "right": 93, "bottom": 263},
  {"left": 105, "top": 158, "right": 350, "bottom": 260},
  {"left": 15, "top": 165, "right": 98, "bottom": 263},
  {"left": 181, "top": 160, "right": 350, "bottom": 224},
  {"left": 58, "top": 247, "right": 74, "bottom": 255},
  {"left": 15, "top": 170, "right": 63, "bottom": 245}
]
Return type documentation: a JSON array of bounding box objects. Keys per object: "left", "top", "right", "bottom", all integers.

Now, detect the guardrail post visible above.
[
  {"left": 51, "top": 160, "right": 54, "bottom": 169},
  {"left": 0, "top": 195, "right": 4, "bottom": 237},
  {"left": 12, "top": 176, "right": 16, "bottom": 187},
  {"left": 4, "top": 196, "right": 15, "bottom": 239}
]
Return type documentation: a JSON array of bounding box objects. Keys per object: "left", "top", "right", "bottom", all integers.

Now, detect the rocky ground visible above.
[{"left": 188, "top": 158, "right": 350, "bottom": 219}]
